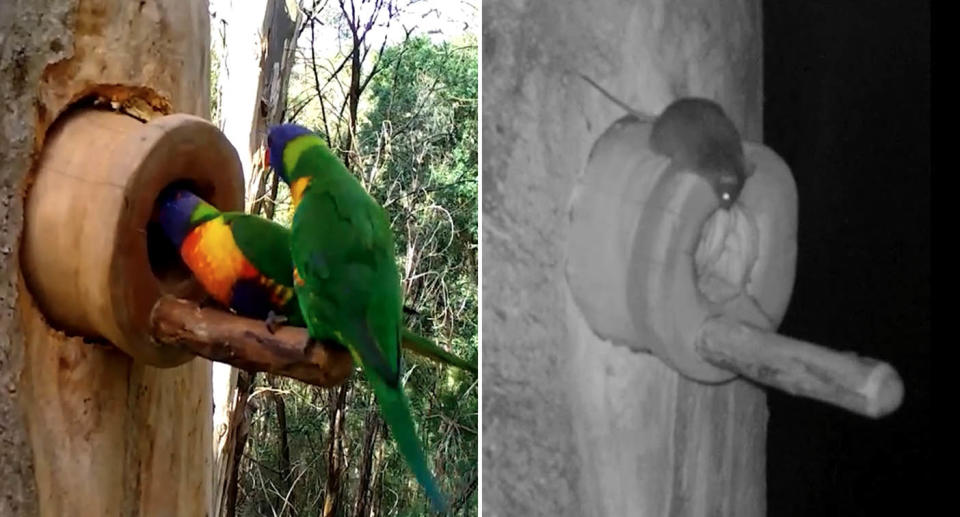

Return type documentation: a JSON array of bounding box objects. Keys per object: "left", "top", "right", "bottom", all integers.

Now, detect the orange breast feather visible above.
[{"left": 180, "top": 218, "right": 259, "bottom": 305}]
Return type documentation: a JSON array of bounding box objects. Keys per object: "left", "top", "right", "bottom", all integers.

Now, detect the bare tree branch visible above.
[{"left": 150, "top": 296, "right": 354, "bottom": 388}]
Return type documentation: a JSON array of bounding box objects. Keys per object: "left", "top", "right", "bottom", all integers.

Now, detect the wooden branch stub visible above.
[
  {"left": 697, "top": 317, "right": 904, "bottom": 418},
  {"left": 150, "top": 296, "right": 354, "bottom": 387}
]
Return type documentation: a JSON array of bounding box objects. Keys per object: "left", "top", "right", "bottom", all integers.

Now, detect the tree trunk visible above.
[
  {"left": 215, "top": 0, "right": 268, "bottom": 199},
  {"left": 211, "top": 2, "right": 267, "bottom": 499},
  {"left": 352, "top": 398, "right": 381, "bottom": 517},
  {"left": 223, "top": 370, "right": 257, "bottom": 517},
  {"left": 1, "top": 0, "right": 214, "bottom": 515},
  {"left": 265, "top": 375, "right": 293, "bottom": 514},
  {"left": 322, "top": 382, "right": 350, "bottom": 517},
  {"left": 249, "top": 0, "right": 301, "bottom": 218},
  {"left": 212, "top": 2, "right": 300, "bottom": 513},
  {"left": 369, "top": 426, "right": 386, "bottom": 517},
  {"left": 482, "top": 1, "right": 765, "bottom": 516}
]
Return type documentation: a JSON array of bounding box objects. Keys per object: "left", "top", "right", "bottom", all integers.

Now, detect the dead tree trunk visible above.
[
  {"left": 0, "top": 0, "right": 214, "bottom": 515},
  {"left": 369, "top": 427, "right": 386, "bottom": 517},
  {"left": 352, "top": 397, "right": 381, "bottom": 517},
  {"left": 323, "top": 382, "right": 350, "bottom": 517},
  {"left": 265, "top": 375, "right": 293, "bottom": 513},
  {"left": 249, "top": 0, "right": 301, "bottom": 217},
  {"left": 223, "top": 370, "right": 257, "bottom": 517}
]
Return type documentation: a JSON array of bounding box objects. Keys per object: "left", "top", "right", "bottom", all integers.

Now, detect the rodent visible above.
[{"left": 578, "top": 73, "right": 752, "bottom": 209}]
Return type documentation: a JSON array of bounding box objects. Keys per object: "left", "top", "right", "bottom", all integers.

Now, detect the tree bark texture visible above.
[
  {"left": 1, "top": 0, "right": 214, "bottom": 514},
  {"left": 323, "top": 382, "right": 350, "bottom": 517},
  {"left": 263, "top": 375, "right": 294, "bottom": 514},
  {"left": 223, "top": 369, "right": 256, "bottom": 517},
  {"left": 369, "top": 429, "right": 386, "bottom": 517},
  {"left": 249, "top": 0, "right": 300, "bottom": 218},
  {"left": 482, "top": 1, "right": 765, "bottom": 516},
  {"left": 151, "top": 296, "right": 354, "bottom": 387},
  {"left": 352, "top": 397, "right": 381, "bottom": 517}
]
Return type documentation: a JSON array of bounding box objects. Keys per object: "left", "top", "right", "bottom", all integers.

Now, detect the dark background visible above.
[{"left": 763, "top": 1, "right": 930, "bottom": 515}]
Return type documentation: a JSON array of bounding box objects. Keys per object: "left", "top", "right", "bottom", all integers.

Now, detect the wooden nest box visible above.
[
  {"left": 22, "top": 109, "right": 245, "bottom": 367},
  {"left": 567, "top": 116, "right": 903, "bottom": 418}
]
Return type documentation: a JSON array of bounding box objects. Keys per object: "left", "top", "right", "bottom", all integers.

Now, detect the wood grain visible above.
[
  {"left": 151, "top": 296, "right": 355, "bottom": 388},
  {"left": 697, "top": 317, "right": 904, "bottom": 418}
]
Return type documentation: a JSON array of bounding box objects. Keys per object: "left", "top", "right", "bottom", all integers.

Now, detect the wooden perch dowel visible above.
[
  {"left": 150, "top": 296, "right": 354, "bottom": 387},
  {"left": 696, "top": 317, "right": 904, "bottom": 418}
]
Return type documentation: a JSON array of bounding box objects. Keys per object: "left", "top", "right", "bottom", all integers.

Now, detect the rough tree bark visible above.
[
  {"left": 369, "top": 430, "right": 386, "bottom": 517},
  {"left": 264, "top": 375, "right": 293, "bottom": 513},
  {"left": 482, "top": 1, "right": 765, "bottom": 516},
  {"left": 323, "top": 382, "right": 350, "bottom": 517},
  {"left": 249, "top": 0, "right": 301, "bottom": 217},
  {"left": 224, "top": 370, "right": 256, "bottom": 517},
  {"left": 352, "top": 396, "right": 381, "bottom": 517},
  {"left": 1, "top": 0, "right": 214, "bottom": 515}
]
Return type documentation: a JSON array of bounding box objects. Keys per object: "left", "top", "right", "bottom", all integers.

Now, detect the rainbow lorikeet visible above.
[
  {"left": 153, "top": 189, "right": 476, "bottom": 375},
  {"left": 267, "top": 124, "right": 447, "bottom": 512}
]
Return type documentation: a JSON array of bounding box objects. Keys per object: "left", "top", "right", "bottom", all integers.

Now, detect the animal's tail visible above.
[
  {"left": 367, "top": 371, "right": 448, "bottom": 513},
  {"left": 401, "top": 329, "right": 477, "bottom": 375}
]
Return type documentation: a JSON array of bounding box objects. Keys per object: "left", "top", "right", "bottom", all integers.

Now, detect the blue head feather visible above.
[
  {"left": 267, "top": 124, "right": 314, "bottom": 184},
  {"left": 154, "top": 189, "right": 203, "bottom": 248}
]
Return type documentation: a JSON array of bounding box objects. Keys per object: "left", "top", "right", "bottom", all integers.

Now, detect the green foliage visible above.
[{"left": 235, "top": 34, "right": 477, "bottom": 517}]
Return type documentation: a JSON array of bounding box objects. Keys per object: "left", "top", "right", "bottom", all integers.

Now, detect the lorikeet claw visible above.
[{"left": 265, "top": 310, "right": 288, "bottom": 334}]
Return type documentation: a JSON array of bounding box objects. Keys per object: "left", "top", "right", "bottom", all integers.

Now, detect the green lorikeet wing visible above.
[{"left": 225, "top": 212, "right": 305, "bottom": 326}]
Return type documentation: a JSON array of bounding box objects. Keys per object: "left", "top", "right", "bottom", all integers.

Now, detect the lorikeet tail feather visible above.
[
  {"left": 366, "top": 371, "right": 447, "bottom": 513},
  {"left": 401, "top": 329, "right": 477, "bottom": 375}
]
